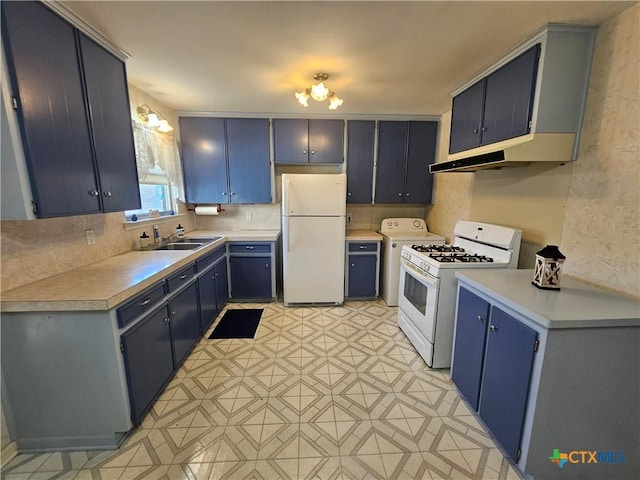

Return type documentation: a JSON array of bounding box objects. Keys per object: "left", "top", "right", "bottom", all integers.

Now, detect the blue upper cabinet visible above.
[
  {"left": 346, "top": 120, "right": 375, "bottom": 203},
  {"left": 180, "top": 117, "right": 227, "bottom": 204},
  {"left": 481, "top": 44, "right": 540, "bottom": 146},
  {"left": 180, "top": 117, "right": 271, "bottom": 204},
  {"left": 273, "top": 119, "right": 344, "bottom": 164},
  {"left": 1, "top": 2, "right": 139, "bottom": 218},
  {"left": 405, "top": 121, "right": 437, "bottom": 204},
  {"left": 226, "top": 118, "right": 271, "bottom": 203},
  {"left": 375, "top": 121, "right": 437, "bottom": 204},
  {"left": 449, "top": 80, "right": 485, "bottom": 154},
  {"left": 2, "top": 2, "right": 99, "bottom": 217},
  {"left": 79, "top": 34, "right": 140, "bottom": 213},
  {"left": 449, "top": 44, "right": 540, "bottom": 154}
]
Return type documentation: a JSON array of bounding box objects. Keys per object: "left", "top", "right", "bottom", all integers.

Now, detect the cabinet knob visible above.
[
  {"left": 405, "top": 193, "right": 410, "bottom": 197},
  {"left": 490, "top": 324, "right": 498, "bottom": 331},
  {"left": 359, "top": 245, "right": 366, "bottom": 249},
  {"left": 473, "top": 128, "right": 479, "bottom": 134},
  {"left": 351, "top": 263, "right": 355, "bottom": 267},
  {"left": 164, "top": 317, "right": 170, "bottom": 323},
  {"left": 482, "top": 127, "right": 487, "bottom": 132},
  {"left": 265, "top": 264, "right": 269, "bottom": 268},
  {"left": 245, "top": 246, "right": 255, "bottom": 250},
  {"left": 172, "top": 310, "right": 176, "bottom": 316},
  {"left": 476, "top": 315, "right": 484, "bottom": 322},
  {"left": 398, "top": 192, "right": 403, "bottom": 196},
  {"left": 88, "top": 189, "right": 99, "bottom": 197},
  {"left": 302, "top": 150, "right": 307, "bottom": 154},
  {"left": 347, "top": 192, "right": 352, "bottom": 196},
  {"left": 103, "top": 191, "right": 112, "bottom": 197},
  {"left": 310, "top": 150, "right": 315, "bottom": 154},
  {"left": 222, "top": 192, "right": 227, "bottom": 196}
]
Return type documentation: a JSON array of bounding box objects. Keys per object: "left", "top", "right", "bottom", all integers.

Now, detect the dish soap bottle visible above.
[
  {"left": 176, "top": 224, "right": 185, "bottom": 238},
  {"left": 139, "top": 231, "right": 151, "bottom": 250},
  {"left": 153, "top": 224, "right": 161, "bottom": 244}
]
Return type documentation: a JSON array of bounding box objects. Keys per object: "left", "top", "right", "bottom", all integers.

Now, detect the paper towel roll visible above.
[{"left": 194, "top": 206, "right": 219, "bottom": 216}]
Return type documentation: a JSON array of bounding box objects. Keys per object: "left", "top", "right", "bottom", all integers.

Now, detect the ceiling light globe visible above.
[
  {"left": 328, "top": 95, "right": 343, "bottom": 110},
  {"left": 147, "top": 112, "right": 161, "bottom": 128},
  {"left": 295, "top": 90, "right": 310, "bottom": 107},
  {"left": 310, "top": 82, "right": 329, "bottom": 101}
]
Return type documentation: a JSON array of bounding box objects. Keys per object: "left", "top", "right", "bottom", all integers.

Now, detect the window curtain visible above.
[{"left": 131, "top": 121, "right": 184, "bottom": 201}]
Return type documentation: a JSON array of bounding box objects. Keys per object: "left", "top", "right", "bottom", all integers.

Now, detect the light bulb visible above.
[
  {"left": 328, "top": 94, "right": 343, "bottom": 110},
  {"left": 295, "top": 90, "right": 310, "bottom": 107},
  {"left": 157, "top": 119, "right": 173, "bottom": 132},
  {"left": 310, "top": 82, "right": 329, "bottom": 101},
  {"left": 147, "top": 112, "right": 160, "bottom": 128}
]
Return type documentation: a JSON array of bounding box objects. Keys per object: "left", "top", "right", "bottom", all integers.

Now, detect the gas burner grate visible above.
[
  {"left": 428, "top": 253, "right": 495, "bottom": 263},
  {"left": 412, "top": 244, "right": 465, "bottom": 253}
]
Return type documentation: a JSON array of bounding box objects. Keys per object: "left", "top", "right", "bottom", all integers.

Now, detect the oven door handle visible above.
[{"left": 401, "top": 258, "right": 439, "bottom": 287}]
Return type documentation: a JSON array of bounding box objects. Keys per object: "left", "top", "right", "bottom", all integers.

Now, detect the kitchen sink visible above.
[
  {"left": 173, "top": 237, "right": 220, "bottom": 243},
  {"left": 153, "top": 242, "right": 203, "bottom": 251}
]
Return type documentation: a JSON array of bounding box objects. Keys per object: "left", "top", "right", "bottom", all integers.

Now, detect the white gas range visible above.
[{"left": 398, "top": 221, "right": 522, "bottom": 368}]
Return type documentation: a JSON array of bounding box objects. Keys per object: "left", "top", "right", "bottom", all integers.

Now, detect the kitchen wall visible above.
[
  {"left": 427, "top": 4, "right": 639, "bottom": 297},
  {"left": 0, "top": 86, "right": 190, "bottom": 294}
]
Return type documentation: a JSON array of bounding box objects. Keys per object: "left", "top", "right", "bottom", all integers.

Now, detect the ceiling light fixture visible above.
[
  {"left": 137, "top": 104, "right": 174, "bottom": 132},
  {"left": 295, "top": 73, "right": 343, "bottom": 110}
]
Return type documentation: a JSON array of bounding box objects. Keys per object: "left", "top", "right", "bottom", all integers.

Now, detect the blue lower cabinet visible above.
[
  {"left": 198, "top": 267, "right": 217, "bottom": 334},
  {"left": 169, "top": 282, "right": 200, "bottom": 367},
  {"left": 230, "top": 256, "right": 272, "bottom": 299},
  {"left": 478, "top": 307, "right": 537, "bottom": 462},
  {"left": 451, "top": 287, "right": 491, "bottom": 410},
  {"left": 215, "top": 260, "right": 229, "bottom": 311},
  {"left": 121, "top": 304, "right": 174, "bottom": 425},
  {"left": 198, "top": 260, "right": 229, "bottom": 333},
  {"left": 347, "top": 255, "right": 377, "bottom": 298}
]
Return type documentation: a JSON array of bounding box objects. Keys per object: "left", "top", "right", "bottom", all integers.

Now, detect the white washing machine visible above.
[{"left": 379, "top": 218, "right": 445, "bottom": 306}]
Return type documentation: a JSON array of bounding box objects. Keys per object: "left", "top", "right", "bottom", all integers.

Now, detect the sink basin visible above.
[
  {"left": 173, "top": 236, "right": 220, "bottom": 244},
  {"left": 153, "top": 242, "right": 203, "bottom": 251}
]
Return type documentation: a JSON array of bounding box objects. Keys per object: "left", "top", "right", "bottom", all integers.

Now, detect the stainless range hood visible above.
[{"left": 430, "top": 133, "right": 576, "bottom": 173}]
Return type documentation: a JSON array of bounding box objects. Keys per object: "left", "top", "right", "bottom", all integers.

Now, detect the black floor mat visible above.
[{"left": 208, "top": 309, "right": 263, "bottom": 339}]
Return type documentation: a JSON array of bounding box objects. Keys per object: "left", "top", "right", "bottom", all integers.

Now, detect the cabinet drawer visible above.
[
  {"left": 348, "top": 242, "right": 378, "bottom": 252},
  {"left": 117, "top": 282, "right": 166, "bottom": 328},
  {"left": 196, "top": 246, "right": 226, "bottom": 272},
  {"left": 166, "top": 263, "right": 196, "bottom": 292},
  {"left": 229, "top": 243, "right": 272, "bottom": 253}
]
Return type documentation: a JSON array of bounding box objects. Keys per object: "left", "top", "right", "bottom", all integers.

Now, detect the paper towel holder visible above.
[{"left": 190, "top": 203, "right": 225, "bottom": 214}]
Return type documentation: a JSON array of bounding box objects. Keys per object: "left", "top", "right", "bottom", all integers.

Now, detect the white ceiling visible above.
[{"left": 62, "top": 1, "right": 635, "bottom": 117}]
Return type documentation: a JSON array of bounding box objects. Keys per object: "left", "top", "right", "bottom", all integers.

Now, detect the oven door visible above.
[{"left": 398, "top": 259, "right": 439, "bottom": 343}]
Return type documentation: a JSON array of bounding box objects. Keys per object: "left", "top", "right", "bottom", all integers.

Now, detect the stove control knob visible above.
[
  {"left": 387, "top": 221, "right": 393, "bottom": 227},
  {"left": 394, "top": 221, "right": 399, "bottom": 226},
  {"left": 413, "top": 220, "right": 421, "bottom": 228}
]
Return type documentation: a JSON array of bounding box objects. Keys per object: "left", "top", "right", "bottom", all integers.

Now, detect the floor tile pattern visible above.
[{"left": 2, "top": 300, "right": 521, "bottom": 479}]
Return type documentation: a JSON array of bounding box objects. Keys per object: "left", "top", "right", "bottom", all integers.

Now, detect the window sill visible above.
[{"left": 122, "top": 213, "right": 187, "bottom": 231}]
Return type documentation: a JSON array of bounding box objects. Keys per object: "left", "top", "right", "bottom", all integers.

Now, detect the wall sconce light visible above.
[
  {"left": 137, "top": 104, "right": 174, "bottom": 132},
  {"left": 295, "top": 73, "right": 343, "bottom": 110}
]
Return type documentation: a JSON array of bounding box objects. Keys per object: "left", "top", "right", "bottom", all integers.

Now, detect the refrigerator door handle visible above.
[
  {"left": 285, "top": 177, "right": 291, "bottom": 214},
  {"left": 286, "top": 216, "right": 290, "bottom": 252}
]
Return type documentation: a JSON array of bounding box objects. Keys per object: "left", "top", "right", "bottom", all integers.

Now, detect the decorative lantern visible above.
[{"left": 532, "top": 245, "right": 566, "bottom": 290}]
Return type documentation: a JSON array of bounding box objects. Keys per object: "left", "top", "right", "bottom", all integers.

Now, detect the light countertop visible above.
[
  {"left": 346, "top": 230, "right": 383, "bottom": 241},
  {"left": 456, "top": 269, "right": 640, "bottom": 329},
  {"left": 1, "top": 229, "right": 280, "bottom": 313}
]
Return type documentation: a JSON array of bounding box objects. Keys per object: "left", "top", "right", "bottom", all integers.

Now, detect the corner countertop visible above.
[
  {"left": 346, "top": 230, "right": 383, "bottom": 241},
  {"left": 0, "top": 229, "right": 280, "bottom": 313},
  {"left": 456, "top": 269, "right": 640, "bottom": 329}
]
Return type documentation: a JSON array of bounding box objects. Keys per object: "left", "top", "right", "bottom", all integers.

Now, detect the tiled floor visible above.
[{"left": 2, "top": 300, "right": 521, "bottom": 480}]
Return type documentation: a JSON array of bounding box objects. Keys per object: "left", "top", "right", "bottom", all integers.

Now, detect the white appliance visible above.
[
  {"left": 282, "top": 173, "right": 346, "bottom": 305},
  {"left": 398, "top": 221, "right": 522, "bottom": 368},
  {"left": 379, "top": 218, "right": 445, "bottom": 306}
]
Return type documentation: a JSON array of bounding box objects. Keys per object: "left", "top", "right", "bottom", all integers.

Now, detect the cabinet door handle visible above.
[
  {"left": 139, "top": 298, "right": 151, "bottom": 306},
  {"left": 359, "top": 245, "right": 366, "bottom": 249},
  {"left": 88, "top": 189, "right": 99, "bottom": 196},
  {"left": 179, "top": 274, "right": 188, "bottom": 279},
  {"left": 490, "top": 324, "right": 498, "bottom": 331},
  {"left": 245, "top": 246, "right": 255, "bottom": 250},
  {"left": 103, "top": 191, "right": 112, "bottom": 197}
]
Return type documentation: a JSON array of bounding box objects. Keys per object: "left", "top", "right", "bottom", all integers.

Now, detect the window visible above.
[{"left": 126, "top": 122, "right": 184, "bottom": 220}]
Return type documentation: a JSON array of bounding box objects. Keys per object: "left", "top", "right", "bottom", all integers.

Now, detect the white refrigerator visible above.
[{"left": 282, "top": 173, "right": 346, "bottom": 305}]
